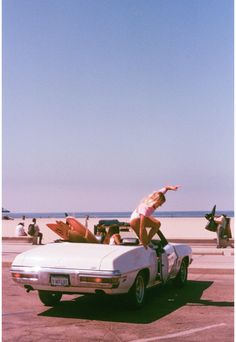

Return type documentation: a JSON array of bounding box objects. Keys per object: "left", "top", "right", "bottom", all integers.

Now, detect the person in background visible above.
[
  {"left": 96, "top": 225, "right": 106, "bottom": 243},
  {"left": 213, "top": 215, "right": 233, "bottom": 249},
  {"left": 15, "top": 222, "right": 27, "bottom": 236},
  {"left": 85, "top": 215, "right": 89, "bottom": 228},
  {"left": 108, "top": 225, "right": 122, "bottom": 245},
  {"left": 31, "top": 218, "right": 43, "bottom": 245},
  {"left": 103, "top": 225, "right": 122, "bottom": 245},
  {"left": 130, "top": 185, "right": 180, "bottom": 248}
]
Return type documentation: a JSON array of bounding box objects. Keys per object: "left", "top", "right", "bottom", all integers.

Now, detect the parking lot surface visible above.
[{"left": 2, "top": 265, "right": 234, "bottom": 342}]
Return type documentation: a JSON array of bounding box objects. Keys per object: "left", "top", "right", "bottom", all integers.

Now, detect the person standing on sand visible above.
[
  {"left": 85, "top": 215, "right": 89, "bottom": 228},
  {"left": 130, "top": 185, "right": 180, "bottom": 248}
]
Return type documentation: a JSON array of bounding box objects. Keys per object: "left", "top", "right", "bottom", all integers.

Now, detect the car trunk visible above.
[{"left": 11, "top": 242, "right": 132, "bottom": 270}]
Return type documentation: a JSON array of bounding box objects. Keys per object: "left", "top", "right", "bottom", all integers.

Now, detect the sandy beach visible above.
[{"left": 2, "top": 216, "right": 234, "bottom": 244}]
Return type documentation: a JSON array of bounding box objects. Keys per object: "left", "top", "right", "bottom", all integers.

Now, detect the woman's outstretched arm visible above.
[{"left": 159, "top": 185, "right": 181, "bottom": 194}]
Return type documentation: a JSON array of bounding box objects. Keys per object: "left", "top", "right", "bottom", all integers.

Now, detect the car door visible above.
[{"left": 160, "top": 244, "right": 177, "bottom": 283}]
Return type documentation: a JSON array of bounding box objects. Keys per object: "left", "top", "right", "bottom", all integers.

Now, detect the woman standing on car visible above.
[{"left": 130, "top": 185, "right": 180, "bottom": 248}]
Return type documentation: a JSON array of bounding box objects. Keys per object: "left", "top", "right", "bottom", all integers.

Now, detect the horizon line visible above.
[{"left": 7, "top": 209, "right": 234, "bottom": 213}]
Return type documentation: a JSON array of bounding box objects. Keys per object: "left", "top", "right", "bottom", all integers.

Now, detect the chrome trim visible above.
[
  {"left": 11, "top": 266, "right": 121, "bottom": 277},
  {"left": 77, "top": 282, "right": 118, "bottom": 289},
  {"left": 10, "top": 266, "right": 122, "bottom": 289}
]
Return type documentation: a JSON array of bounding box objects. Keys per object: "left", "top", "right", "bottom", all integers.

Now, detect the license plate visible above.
[{"left": 50, "top": 275, "right": 69, "bottom": 287}]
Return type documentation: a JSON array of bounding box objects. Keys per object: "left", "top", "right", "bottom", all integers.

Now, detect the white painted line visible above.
[{"left": 131, "top": 323, "right": 226, "bottom": 342}]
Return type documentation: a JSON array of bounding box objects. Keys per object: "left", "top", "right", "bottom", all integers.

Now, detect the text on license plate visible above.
[{"left": 51, "top": 275, "right": 69, "bottom": 286}]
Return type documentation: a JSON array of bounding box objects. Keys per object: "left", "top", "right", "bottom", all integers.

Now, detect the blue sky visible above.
[{"left": 3, "top": 0, "right": 234, "bottom": 212}]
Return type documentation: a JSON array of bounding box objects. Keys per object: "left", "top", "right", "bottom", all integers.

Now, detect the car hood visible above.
[{"left": 11, "top": 242, "right": 146, "bottom": 271}]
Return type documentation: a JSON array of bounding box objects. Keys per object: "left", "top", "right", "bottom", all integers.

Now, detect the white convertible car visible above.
[{"left": 11, "top": 231, "right": 192, "bottom": 308}]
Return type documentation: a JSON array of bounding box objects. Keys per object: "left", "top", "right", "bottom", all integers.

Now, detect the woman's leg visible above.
[
  {"left": 130, "top": 217, "right": 160, "bottom": 246},
  {"left": 144, "top": 217, "right": 161, "bottom": 243},
  {"left": 130, "top": 218, "right": 148, "bottom": 246}
]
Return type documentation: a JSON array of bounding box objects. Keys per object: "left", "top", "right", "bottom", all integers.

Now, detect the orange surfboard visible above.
[
  {"left": 67, "top": 230, "right": 88, "bottom": 243},
  {"left": 47, "top": 221, "right": 70, "bottom": 240},
  {"left": 47, "top": 218, "right": 98, "bottom": 243},
  {"left": 66, "top": 217, "right": 98, "bottom": 243}
]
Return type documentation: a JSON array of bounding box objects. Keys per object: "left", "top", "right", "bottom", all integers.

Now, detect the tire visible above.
[
  {"left": 173, "top": 258, "right": 188, "bottom": 287},
  {"left": 38, "top": 290, "right": 62, "bottom": 306},
  {"left": 128, "top": 272, "right": 146, "bottom": 309}
]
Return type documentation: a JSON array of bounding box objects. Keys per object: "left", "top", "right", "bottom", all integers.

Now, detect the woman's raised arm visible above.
[{"left": 159, "top": 185, "right": 181, "bottom": 194}]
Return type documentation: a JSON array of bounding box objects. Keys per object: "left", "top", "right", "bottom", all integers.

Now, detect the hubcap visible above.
[
  {"left": 136, "top": 275, "right": 145, "bottom": 304},
  {"left": 180, "top": 262, "right": 187, "bottom": 282}
]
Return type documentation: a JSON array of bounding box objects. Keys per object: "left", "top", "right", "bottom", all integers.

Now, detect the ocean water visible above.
[{"left": 6, "top": 210, "right": 234, "bottom": 219}]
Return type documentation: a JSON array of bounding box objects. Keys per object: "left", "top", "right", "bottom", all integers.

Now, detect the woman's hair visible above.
[
  {"left": 97, "top": 225, "right": 106, "bottom": 234},
  {"left": 143, "top": 191, "right": 166, "bottom": 207},
  {"left": 108, "top": 225, "right": 120, "bottom": 236}
]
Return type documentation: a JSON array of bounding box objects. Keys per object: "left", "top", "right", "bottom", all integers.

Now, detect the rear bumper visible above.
[{"left": 10, "top": 266, "right": 130, "bottom": 295}]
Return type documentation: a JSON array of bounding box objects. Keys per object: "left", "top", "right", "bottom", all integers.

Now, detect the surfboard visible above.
[
  {"left": 47, "top": 222, "right": 89, "bottom": 242},
  {"left": 67, "top": 230, "right": 88, "bottom": 243},
  {"left": 47, "top": 218, "right": 98, "bottom": 243},
  {"left": 66, "top": 217, "right": 98, "bottom": 243},
  {"left": 47, "top": 222, "right": 70, "bottom": 240}
]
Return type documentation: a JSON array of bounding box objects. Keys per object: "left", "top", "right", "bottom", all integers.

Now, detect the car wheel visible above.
[
  {"left": 128, "top": 272, "right": 146, "bottom": 309},
  {"left": 174, "top": 258, "right": 188, "bottom": 287},
  {"left": 38, "top": 290, "right": 62, "bottom": 306}
]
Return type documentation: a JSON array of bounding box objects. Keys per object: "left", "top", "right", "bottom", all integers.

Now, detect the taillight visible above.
[
  {"left": 79, "top": 276, "right": 120, "bottom": 288},
  {"left": 12, "top": 272, "right": 38, "bottom": 280}
]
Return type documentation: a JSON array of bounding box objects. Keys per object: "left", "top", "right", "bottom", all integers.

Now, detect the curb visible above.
[
  {"left": 169, "top": 238, "right": 234, "bottom": 243},
  {"left": 191, "top": 249, "right": 234, "bottom": 256},
  {"left": 189, "top": 268, "right": 234, "bottom": 275},
  {"left": 2, "top": 237, "right": 33, "bottom": 243}
]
